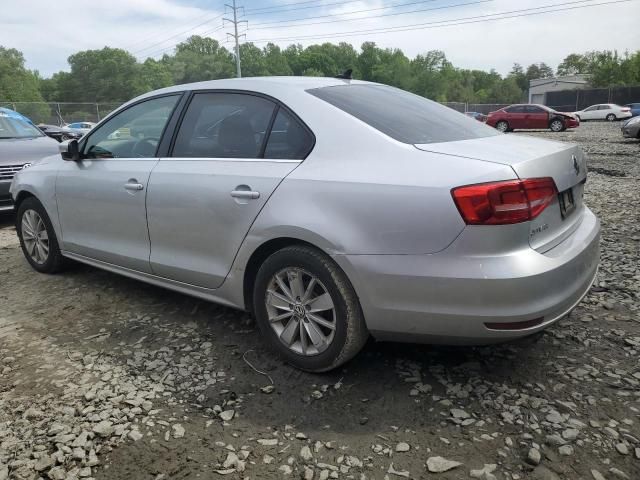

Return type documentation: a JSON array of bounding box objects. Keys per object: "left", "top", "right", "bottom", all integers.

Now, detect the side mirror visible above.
[{"left": 60, "top": 139, "right": 80, "bottom": 161}]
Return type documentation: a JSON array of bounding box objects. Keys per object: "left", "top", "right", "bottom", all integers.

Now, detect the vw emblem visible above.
[
  {"left": 293, "top": 304, "right": 306, "bottom": 318},
  {"left": 22, "top": 163, "right": 32, "bottom": 170},
  {"left": 572, "top": 155, "right": 580, "bottom": 175}
]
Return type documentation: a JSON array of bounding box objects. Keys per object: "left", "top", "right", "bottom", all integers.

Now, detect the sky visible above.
[{"left": 1, "top": 0, "right": 639, "bottom": 78}]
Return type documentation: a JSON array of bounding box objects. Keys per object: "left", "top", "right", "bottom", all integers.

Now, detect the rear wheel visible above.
[
  {"left": 495, "top": 120, "right": 509, "bottom": 132},
  {"left": 16, "top": 197, "right": 66, "bottom": 274},
  {"left": 252, "top": 245, "right": 368, "bottom": 372},
  {"left": 549, "top": 119, "right": 565, "bottom": 132},
  {"left": 606, "top": 113, "right": 616, "bottom": 122}
]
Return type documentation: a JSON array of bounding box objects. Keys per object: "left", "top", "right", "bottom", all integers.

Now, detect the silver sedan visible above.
[{"left": 10, "top": 77, "right": 600, "bottom": 372}]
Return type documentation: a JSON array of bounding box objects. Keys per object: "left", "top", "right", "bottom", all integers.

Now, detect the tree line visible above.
[{"left": 2, "top": 38, "right": 639, "bottom": 107}]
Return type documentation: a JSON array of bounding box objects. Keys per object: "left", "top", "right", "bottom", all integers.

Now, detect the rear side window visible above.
[
  {"left": 173, "top": 93, "right": 276, "bottom": 158},
  {"left": 307, "top": 84, "right": 499, "bottom": 144},
  {"left": 525, "top": 106, "right": 545, "bottom": 113},
  {"left": 505, "top": 106, "right": 525, "bottom": 113},
  {"left": 264, "top": 108, "right": 314, "bottom": 159}
]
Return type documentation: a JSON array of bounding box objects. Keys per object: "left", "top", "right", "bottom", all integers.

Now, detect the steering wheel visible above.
[{"left": 131, "top": 137, "right": 160, "bottom": 157}]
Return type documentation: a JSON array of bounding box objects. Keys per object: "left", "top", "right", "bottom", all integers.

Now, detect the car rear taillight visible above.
[
  {"left": 621, "top": 108, "right": 630, "bottom": 112},
  {"left": 451, "top": 178, "right": 558, "bottom": 225}
]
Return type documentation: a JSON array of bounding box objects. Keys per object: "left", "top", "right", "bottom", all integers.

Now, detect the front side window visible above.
[
  {"left": 83, "top": 95, "right": 179, "bottom": 159},
  {"left": 264, "top": 108, "right": 314, "bottom": 159},
  {"left": 598, "top": 105, "right": 611, "bottom": 110},
  {"left": 0, "top": 115, "right": 44, "bottom": 139},
  {"left": 308, "top": 84, "right": 499, "bottom": 145},
  {"left": 172, "top": 93, "right": 276, "bottom": 158}
]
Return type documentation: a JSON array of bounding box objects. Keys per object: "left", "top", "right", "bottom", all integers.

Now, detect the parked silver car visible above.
[{"left": 10, "top": 77, "right": 600, "bottom": 371}]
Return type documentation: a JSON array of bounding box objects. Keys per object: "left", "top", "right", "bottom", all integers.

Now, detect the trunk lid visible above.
[{"left": 415, "top": 134, "right": 587, "bottom": 252}]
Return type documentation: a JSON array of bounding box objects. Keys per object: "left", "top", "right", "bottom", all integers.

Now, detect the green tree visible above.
[
  {"left": 0, "top": 47, "right": 45, "bottom": 102},
  {"left": 165, "top": 36, "right": 234, "bottom": 84}
]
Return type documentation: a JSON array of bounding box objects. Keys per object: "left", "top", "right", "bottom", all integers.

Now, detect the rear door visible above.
[
  {"left": 146, "top": 91, "right": 314, "bottom": 288},
  {"left": 596, "top": 104, "right": 612, "bottom": 119},
  {"left": 505, "top": 106, "right": 527, "bottom": 129}
]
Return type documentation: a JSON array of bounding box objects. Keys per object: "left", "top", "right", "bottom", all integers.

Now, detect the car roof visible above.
[{"left": 137, "top": 76, "right": 366, "bottom": 99}]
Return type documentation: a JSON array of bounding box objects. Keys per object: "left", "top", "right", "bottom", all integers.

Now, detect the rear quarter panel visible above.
[{"left": 243, "top": 102, "right": 518, "bottom": 255}]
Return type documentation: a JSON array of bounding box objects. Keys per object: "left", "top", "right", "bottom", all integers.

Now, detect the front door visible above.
[
  {"left": 146, "top": 92, "right": 314, "bottom": 288},
  {"left": 56, "top": 95, "right": 181, "bottom": 272},
  {"left": 525, "top": 105, "right": 549, "bottom": 129}
]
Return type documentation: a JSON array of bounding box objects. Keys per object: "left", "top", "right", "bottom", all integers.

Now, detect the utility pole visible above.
[{"left": 224, "top": 0, "right": 247, "bottom": 78}]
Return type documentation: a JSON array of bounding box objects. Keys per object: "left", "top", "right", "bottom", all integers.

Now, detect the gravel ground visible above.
[{"left": 0, "top": 121, "right": 639, "bottom": 480}]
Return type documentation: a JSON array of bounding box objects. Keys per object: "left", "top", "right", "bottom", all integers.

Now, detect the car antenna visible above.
[{"left": 335, "top": 68, "right": 353, "bottom": 80}]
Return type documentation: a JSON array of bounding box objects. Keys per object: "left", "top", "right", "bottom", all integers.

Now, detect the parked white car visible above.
[{"left": 574, "top": 104, "right": 632, "bottom": 122}]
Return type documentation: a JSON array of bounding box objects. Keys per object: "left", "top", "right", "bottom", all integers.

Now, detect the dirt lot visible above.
[{"left": 1, "top": 121, "right": 639, "bottom": 480}]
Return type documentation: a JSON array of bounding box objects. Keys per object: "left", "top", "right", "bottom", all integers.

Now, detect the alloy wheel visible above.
[
  {"left": 21, "top": 209, "right": 49, "bottom": 264},
  {"left": 265, "top": 267, "right": 336, "bottom": 356},
  {"left": 496, "top": 121, "right": 508, "bottom": 132},
  {"left": 606, "top": 114, "right": 616, "bottom": 122},
  {"left": 550, "top": 120, "right": 563, "bottom": 132}
]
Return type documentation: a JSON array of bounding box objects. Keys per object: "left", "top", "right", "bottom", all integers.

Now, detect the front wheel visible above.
[
  {"left": 606, "top": 113, "right": 616, "bottom": 122},
  {"left": 16, "top": 197, "right": 66, "bottom": 273},
  {"left": 252, "top": 245, "right": 368, "bottom": 372},
  {"left": 549, "top": 119, "right": 565, "bottom": 132}
]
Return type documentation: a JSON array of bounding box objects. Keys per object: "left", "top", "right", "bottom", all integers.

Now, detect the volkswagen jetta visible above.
[{"left": 10, "top": 77, "right": 600, "bottom": 372}]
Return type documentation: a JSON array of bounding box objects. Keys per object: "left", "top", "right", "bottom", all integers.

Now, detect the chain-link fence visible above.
[
  {"left": 0, "top": 102, "right": 123, "bottom": 126},
  {"left": 441, "top": 102, "right": 510, "bottom": 114}
]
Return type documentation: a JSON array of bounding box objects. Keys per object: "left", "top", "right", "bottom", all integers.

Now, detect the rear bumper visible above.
[{"left": 334, "top": 207, "right": 600, "bottom": 344}]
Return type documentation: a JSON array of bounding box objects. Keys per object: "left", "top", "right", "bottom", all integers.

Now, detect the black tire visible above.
[
  {"left": 549, "top": 119, "right": 565, "bottom": 132},
  {"left": 606, "top": 113, "right": 616, "bottom": 122},
  {"left": 495, "top": 120, "right": 509, "bottom": 133},
  {"left": 16, "top": 197, "right": 66, "bottom": 274},
  {"left": 252, "top": 245, "right": 368, "bottom": 372}
]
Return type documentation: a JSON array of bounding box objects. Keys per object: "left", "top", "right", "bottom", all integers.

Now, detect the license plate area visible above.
[{"left": 559, "top": 188, "right": 575, "bottom": 218}]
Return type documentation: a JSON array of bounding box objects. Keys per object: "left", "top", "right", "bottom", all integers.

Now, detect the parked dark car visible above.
[
  {"left": 38, "top": 124, "right": 83, "bottom": 142},
  {"left": 1, "top": 114, "right": 59, "bottom": 211},
  {"left": 486, "top": 104, "right": 579, "bottom": 132},
  {"left": 465, "top": 111, "right": 487, "bottom": 122}
]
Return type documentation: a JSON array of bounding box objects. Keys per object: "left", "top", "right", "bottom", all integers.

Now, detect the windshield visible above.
[
  {"left": 307, "top": 84, "right": 500, "bottom": 144},
  {"left": 0, "top": 115, "right": 44, "bottom": 139}
]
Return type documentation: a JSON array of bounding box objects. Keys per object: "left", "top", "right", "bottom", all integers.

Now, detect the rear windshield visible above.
[{"left": 307, "top": 84, "right": 500, "bottom": 144}]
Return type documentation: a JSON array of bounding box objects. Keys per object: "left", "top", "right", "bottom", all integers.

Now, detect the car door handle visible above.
[
  {"left": 231, "top": 190, "right": 260, "bottom": 199},
  {"left": 124, "top": 182, "right": 144, "bottom": 191}
]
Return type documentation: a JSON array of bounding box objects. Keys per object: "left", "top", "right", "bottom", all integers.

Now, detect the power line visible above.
[
  {"left": 245, "top": 0, "right": 634, "bottom": 43},
  {"left": 244, "top": 0, "right": 326, "bottom": 14},
  {"left": 132, "top": 13, "right": 226, "bottom": 55},
  {"left": 224, "top": 0, "right": 247, "bottom": 78},
  {"left": 143, "top": 26, "right": 227, "bottom": 59},
  {"left": 250, "top": 0, "right": 491, "bottom": 30},
  {"left": 244, "top": 0, "right": 378, "bottom": 16},
  {"left": 124, "top": 7, "right": 225, "bottom": 51},
  {"left": 250, "top": 0, "right": 443, "bottom": 27},
  {"left": 141, "top": 0, "right": 440, "bottom": 57}
]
